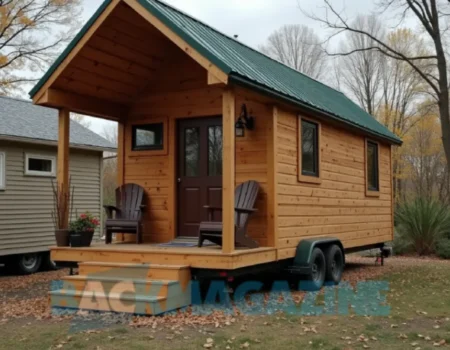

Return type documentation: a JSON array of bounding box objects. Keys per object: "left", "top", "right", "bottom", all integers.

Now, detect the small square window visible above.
[
  {"left": 367, "top": 141, "right": 379, "bottom": 192},
  {"left": 132, "top": 123, "right": 164, "bottom": 151},
  {"left": 25, "top": 154, "right": 56, "bottom": 177},
  {"left": 301, "top": 120, "right": 319, "bottom": 177}
]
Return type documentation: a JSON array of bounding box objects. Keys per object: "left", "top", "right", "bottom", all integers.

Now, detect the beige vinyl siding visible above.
[{"left": 0, "top": 141, "right": 103, "bottom": 257}]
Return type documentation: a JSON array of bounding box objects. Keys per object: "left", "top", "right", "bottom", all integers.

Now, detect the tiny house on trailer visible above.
[
  {"left": 0, "top": 96, "right": 115, "bottom": 274},
  {"left": 29, "top": 0, "right": 402, "bottom": 314}
]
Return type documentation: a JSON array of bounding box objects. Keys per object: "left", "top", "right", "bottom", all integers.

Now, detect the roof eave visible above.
[
  {"left": 229, "top": 74, "right": 403, "bottom": 146},
  {"left": 29, "top": 0, "right": 114, "bottom": 99},
  {"left": 0, "top": 135, "right": 117, "bottom": 152}
]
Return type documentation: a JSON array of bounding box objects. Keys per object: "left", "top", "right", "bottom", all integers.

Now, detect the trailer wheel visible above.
[
  {"left": 324, "top": 244, "right": 344, "bottom": 284},
  {"left": 14, "top": 253, "right": 42, "bottom": 275},
  {"left": 306, "top": 247, "right": 326, "bottom": 290}
]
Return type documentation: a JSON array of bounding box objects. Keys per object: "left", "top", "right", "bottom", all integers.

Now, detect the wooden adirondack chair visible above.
[
  {"left": 104, "top": 183, "right": 146, "bottom": 244},
  {"left": 198, "top": 181, "right": 260, "bottom": 248}
]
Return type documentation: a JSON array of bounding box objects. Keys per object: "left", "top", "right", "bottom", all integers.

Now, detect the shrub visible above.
[
  {"left": 395, "top": 198, "right": 450, "bottom": 255},
  {"left": 436, "top": 239, "right": 450, "bottom": 259}
]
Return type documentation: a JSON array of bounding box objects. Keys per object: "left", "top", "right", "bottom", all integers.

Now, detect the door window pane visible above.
[
  {"left": 301, "top": 120, "right": 319, "bottom": 176},
  {"left": 208, "top": 126, "right": 223, "bottom": 176},
  {"left": 185, "top": 127, "right": 200, "bottom": 177}
]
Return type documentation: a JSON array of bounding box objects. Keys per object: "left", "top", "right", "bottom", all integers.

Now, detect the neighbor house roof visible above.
[
  {"left": 0, "top": 96, "right": 116, "bottom": 151},
  {"left": 29, "top": 0, "right": 402, "bottom": 145}
]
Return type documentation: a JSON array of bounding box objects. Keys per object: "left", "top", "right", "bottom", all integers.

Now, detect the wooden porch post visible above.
[
  {"left": 117, "top": 121, "right": 125, "bottom": 186},
  {"left": 57, "top": 108, "right": 70, "bottom": 229},
  {"left": 222, "top": 90, "right": 236, "bottom": 253},
  {"left": 116, "top": 120, "right": 126, "bottom": 242}
]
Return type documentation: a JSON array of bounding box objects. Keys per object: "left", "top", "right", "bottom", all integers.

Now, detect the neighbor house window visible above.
[
  {"left": 366, "top": 140, "right": 379, "bottom": 193},
  {"left": 299, "top": 118, "right": 321, "bottom": 183},
  {"left": 25, "top": 154, "right": 56, "bottom": 177},
  {"left": 132, "top": 123, "right": 164, "bottom": 151},
  {"left": 0, "top": 152, "right": 5, "bottom": 189}
]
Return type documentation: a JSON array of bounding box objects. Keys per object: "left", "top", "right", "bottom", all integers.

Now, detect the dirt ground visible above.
[{"left": 1, "top": 256, "right": 450, "bottom": 349}]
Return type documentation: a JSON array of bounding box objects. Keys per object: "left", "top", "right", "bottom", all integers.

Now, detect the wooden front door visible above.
[{"left": 177, "top": 117, "right": 223, "bottom": 237}]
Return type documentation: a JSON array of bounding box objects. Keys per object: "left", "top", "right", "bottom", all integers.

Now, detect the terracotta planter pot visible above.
[
  {"left": 70, "top": 231, "right": 94, "bottom": 247},
  {"left": 55, "top": 229, "right": 70, "bottom": 247}
]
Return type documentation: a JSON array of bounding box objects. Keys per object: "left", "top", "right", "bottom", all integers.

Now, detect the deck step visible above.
[
  {"left": 78, "top": 262, "right": 190, "bottom": 281},
  {"left": 50, "top": 290, "right": 191, "bottom": 315},
  {"left": 62, "top": 275, "right": 188, "bottom": 298},
  {"left": 50, "top": 261, "right": 192, "bottom": 315}
]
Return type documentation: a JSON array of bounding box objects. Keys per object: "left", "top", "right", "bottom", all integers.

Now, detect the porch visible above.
[
  {"left": 31, "top": 0, "right": 278, "bottom": 259},
  {"left": 52, "top": 243, "right": 277, "bottom": 269}
]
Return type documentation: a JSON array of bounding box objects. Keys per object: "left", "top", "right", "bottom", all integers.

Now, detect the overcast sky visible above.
[{"left": 78, "top": 0, "right": 378, "bottom": 136}]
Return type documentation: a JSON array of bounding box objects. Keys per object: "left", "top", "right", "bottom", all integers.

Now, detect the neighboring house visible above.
[
  {"left": 0, "top": 96, "right": 115, "bottom": 273},
  {"left": 29, "top": 0, "right": 402, "bottom": 315}
]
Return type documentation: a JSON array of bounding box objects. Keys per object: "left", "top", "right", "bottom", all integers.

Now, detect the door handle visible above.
[{"left": 177, "top": 178, "right": 181, "bottom": 183}]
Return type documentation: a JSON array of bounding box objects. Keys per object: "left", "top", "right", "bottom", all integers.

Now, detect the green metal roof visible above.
[{"left": 30, "top": 0, "right": 402, "bottom": 145}]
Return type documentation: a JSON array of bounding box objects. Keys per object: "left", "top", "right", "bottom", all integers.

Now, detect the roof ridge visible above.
[{"left": 150, "top": 0, "right": 344, "bottom": 95}]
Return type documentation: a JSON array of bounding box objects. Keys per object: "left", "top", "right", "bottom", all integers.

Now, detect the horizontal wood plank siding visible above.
[
  {"left": 276, "top": 108, "right": 393, "bottom": 259},
  {"left": 0, "top": 141, "right": 103, "bottom": 256},
  {"left": 124, "top": 50, "right": 224, "bottom": 243}
]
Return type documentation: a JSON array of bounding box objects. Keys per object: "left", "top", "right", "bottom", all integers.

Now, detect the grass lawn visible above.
[{"left": 1, "top": 259, "right": 450, "bottom": 350}]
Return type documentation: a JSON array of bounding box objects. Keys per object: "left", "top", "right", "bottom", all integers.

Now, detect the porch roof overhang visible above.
[
  {"left": 30, "top": 0, "right": 402, "bottom": 146},
  {"left": 29, "top": 0, "right": 229, "bottom": 121}
]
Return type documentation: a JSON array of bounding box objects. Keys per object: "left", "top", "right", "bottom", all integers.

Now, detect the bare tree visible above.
[
  {"left": 259, "top": 24, "right": 328, "bottom": 80},
  {"left": 378, "top": 29, "right": 429, "bottom": 136},
  {"left": 336, "top": 15, "right": 386, "bottom": 115},
  {"left": 307, "top": 0, "right": 450, "bottom": 170},
  {"left": 71, "top": 113, "right": 92, "bottom": 129},
  {"left": 0, "top": 0, "right": 82, "bottom": 95},
  {"left": 101, "top": 124, "right": 118, "bottom": 206}
]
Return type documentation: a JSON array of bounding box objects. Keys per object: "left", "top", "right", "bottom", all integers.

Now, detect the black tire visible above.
[
  {"left": 324, "top": 244, "right": 344, "bottom": 284},
  {"left": 305, "top": 247, "right": 326, "bottom": 291},
  {"left": 13, "top": 253, "right": 42, "bottom": 275},
  {"left": 40, "top": 252, "right": 57, "bottom": 271}
]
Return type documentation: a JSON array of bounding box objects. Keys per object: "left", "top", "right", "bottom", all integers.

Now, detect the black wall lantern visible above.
[{"left": 235, "top": 104, "right": 254, "bottom": 137}]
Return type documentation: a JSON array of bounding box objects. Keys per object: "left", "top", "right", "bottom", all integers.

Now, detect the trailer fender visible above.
[{"left": 290, "top": 238, "right": 344, "bottom": 275}]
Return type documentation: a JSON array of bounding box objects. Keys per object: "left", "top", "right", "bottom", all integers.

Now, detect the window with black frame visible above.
[
  {"left": 367, "top": 141, "right": 379, "bottom": 191},
  {"left": 301, "top": 119, "right": 319, "bottom": 177},
  {"left": 132, "top": 123, "right": 164, "bottom": 151}
]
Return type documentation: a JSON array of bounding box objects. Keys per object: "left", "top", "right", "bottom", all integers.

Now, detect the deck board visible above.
[{"left": 51, "top": 243, "right": 278, "bottom": 270}]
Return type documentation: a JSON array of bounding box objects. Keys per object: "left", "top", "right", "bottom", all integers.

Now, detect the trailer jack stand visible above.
[
  {"left": 375, "top": 246, "right": 392, "bottom": 266},
  {"left": 375, "top": 254, "right": 384, "bottom": 266}
]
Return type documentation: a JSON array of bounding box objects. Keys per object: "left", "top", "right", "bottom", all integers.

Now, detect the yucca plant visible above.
[{"left": 395, "top": 198, "right": 450, "bottom": 255}]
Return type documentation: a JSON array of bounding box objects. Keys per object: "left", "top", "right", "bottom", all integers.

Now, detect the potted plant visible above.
[
  {"left": 69, "top": 212, "right": 100, "bottom": 247},
  {"left": 51, "top": 179, "right": 74, "bottom": 247}
]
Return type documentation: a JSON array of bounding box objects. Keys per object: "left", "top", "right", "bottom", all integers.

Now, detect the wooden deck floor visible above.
[{"left": 51, "top": 243, "right": 278, "bottom": 270}]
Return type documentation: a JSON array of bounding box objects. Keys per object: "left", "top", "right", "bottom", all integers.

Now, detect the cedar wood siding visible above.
[
  {"left": 0, "top": 141, "right": 103, "bottom": 257},
  {"left": 276, "top": 108, "right": 393, "bottom": 260},
  {"left": 122, "top": 43, "right": 269, "bottom": 246}
]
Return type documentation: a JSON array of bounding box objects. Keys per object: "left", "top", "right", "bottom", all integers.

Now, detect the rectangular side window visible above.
[
  {"left": 301, "top": 119, "right": 319, "bottom": 177},
  {"left": 367, "top": 141, "right": 379, "bottom": 192},
  {"left": 25, "top": 154, "right": 56, "bottom": 177},
  {"left": 0, "top": 152, "right": 5, "bottom": 189}
]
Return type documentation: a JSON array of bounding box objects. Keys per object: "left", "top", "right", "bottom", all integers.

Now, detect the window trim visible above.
[
  {"left": 127, "top": 117, "right": 168, "bottom": 157},
  {"left": 365, "top": 139, "right": 380, "bottom": 197},
  {"left": 298, "top": 116, "right": 322, "bottom": 184},
  {"left": 24, "top": 153, "right": 56, "bottom": 177},
  {"left": 0, "top": 152, "right": 5, "bottom": 190}
]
